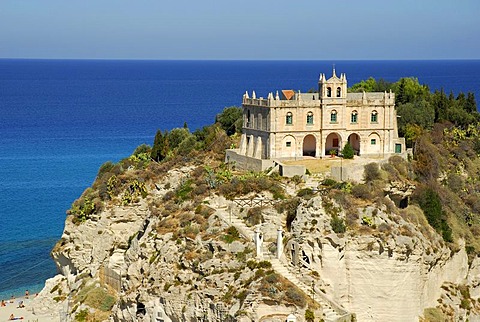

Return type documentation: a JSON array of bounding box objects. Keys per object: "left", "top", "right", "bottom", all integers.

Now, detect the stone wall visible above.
[{"left": 226, "top": 149, "right": 275, "bottom": 171}]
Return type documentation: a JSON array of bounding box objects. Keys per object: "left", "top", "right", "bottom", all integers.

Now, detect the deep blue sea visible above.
[{"left": 0, "top": 59, "right": 479, "bottom": 299}]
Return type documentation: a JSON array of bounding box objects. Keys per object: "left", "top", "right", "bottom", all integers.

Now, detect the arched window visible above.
[
  {"left": 337, "top": 87, "right": 341, "bottom": 97},
  {"left": 371, "top": 110, "right": 378, "bottom": 123},
  {"left": 330, "top": 110, "right": 337, "bottom": 123},
  {"left": 247, "top": 110, "right": 251, "bottom": 127},
  {"left": 306, "top": 112, "right": 313, "bottom": 124},
  {"left": 351, "top": 110, "right": 358, "bottom": 123},
  {"left": 327, "top": 87, "right": 332, "bottom": 97},
  {"left": 286, "top": 112, "right": 293, "bottom": 125}
]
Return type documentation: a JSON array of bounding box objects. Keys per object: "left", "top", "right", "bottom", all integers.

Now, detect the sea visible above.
[{"left": 0, "top": 59, "right": 479, "bottom": 299}]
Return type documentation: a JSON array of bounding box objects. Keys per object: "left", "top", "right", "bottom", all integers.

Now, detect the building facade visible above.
[{"left": 236, "top": 70, "right": 405, "bottom": 160}]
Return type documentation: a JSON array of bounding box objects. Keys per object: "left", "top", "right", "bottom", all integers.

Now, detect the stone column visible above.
[
  {"left": 254, "top": 136, "right": 262, "bottom": 159},
  {"left": 246, "top": 135, "right": 254, "bottom": 157},
  {"left": 276, "top": 227, "right": 283, "bottom": 259},
  {"left": 254, "top": 227, "right": 263, "bottom": 258},
  {"left": 239, "top": 133, "right": 247, "bottom": 155}
]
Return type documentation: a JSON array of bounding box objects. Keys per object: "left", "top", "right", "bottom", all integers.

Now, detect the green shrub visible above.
[
  {"left": 285, "top": 287, "right": 306, "bottom": 307},
  {"left": 321, "top": 178, "right": 338, "bottom": 187},
  {"left": 167, "top": 128, "right": 191, "bottom": 150},
  {"left": 69, "top": 191, "right": 97, "bottom": 224},
  {"left": 164, "top": 282, "right": 171, "bottom": 292},
  {"left": 75, "top": 309, "right": 89, "bottom": 322},
  {"left": 223, "top": 226, "right": 240, "bottom": 244},
  {"left": 361, "top": 216, "right": 374, "bottom": 227},
  {"left": 257, "top": 261, "right": 272, "bottom": 269},
  {"left": 422, "top": 308, "right": 446, "bottom": 322},
  {"left": 331, "top": 215, "right": 346, "bottom": 234},
  {"left": 460, "top": 298, "right": 471, "bottom": 310},
  {"left": 447, "top": 173, "right": 464, "bottom": 193},
  {"left": 246, "top": 207, "right": 263, "bottom": 226},
  {"left": 388, "top": 155, "right": 408, "bottom": 177},
  {"left": 282, "top": 200, "right": 300, "bottom": 231},
  {"left": 76, "top": 284, "right": 116, "bottom": 312},
  {"left": 342, "top": 142, "right": 354, "bottom": 159},
  {"left": 254, "top": 268, "right": 266, "bottom": 280},
  {"left": 415, "top": 187, "right": 452, "bottom": 242},
  {"left": 97, "top": 161, "right": 115, "bottom": 180},
  {"left": 305, "top": 309, "right": 315, "bottom": 322},
  {"left": 175, "top": 179, "right": 193, "bottom": 202},
  {"left": 218, "top": 174, "right": 284, "bottom": 200},
  {"left": 215, "top": 106, "right": 243, "bottom": 136},
  {"left": 351, "top": 184, "right": 371, "bottom": 199},
  {"left": 297, "top": 188, "right": 314, "bottom": 198},
  {"left": 364, "top": 163, "right": 381, "bottom": 182},
  {"left": 235, "top": 290, "right": 248, "bottom": 303}
]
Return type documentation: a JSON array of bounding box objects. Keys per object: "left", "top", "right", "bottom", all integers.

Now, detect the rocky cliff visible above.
[{"left": 29, "top": 156, "right": 480, "bottom": 322}]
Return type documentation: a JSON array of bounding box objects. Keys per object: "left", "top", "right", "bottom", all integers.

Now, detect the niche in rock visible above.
[{"left": 136, "top": 302, "right": 146, "bottom": 317}]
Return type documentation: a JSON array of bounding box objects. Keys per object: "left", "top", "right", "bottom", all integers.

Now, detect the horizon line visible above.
[{"left": 1, "top": 57, "right": 480, "bottom": 62}]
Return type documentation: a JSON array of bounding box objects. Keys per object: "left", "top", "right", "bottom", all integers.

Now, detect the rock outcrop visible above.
[{"left": 30, "top": 162, "right": 480, "bottom": 322}]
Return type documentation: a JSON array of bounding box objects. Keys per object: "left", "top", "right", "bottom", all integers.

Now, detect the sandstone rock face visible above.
[
  {"left": 38, "top": 163, "right": 479, "bottom": 322},
  {"left": 289, "top": 196, "right": 471, "bottom": 322}
]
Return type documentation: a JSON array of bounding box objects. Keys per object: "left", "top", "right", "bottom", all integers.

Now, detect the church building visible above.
[{"left": 229, "top": 69, "right": 405, "bottom": 168}]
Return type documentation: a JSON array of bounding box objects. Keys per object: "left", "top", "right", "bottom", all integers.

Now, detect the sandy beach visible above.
[{"left": 0, "top": 297, "right": 58, "bottom": 322}]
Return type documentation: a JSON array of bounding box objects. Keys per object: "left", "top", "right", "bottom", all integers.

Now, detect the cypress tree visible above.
[
  {"left": 151, "top": 130, "right": 170, "bottom": 162},
  {"left": 396, "top": 79, "right": 406, "bottom": 104},
  {"left": 342, "top": 142, "right": 354, "bottom": 159},
  {"left": 151, "top": 130, "right": 164, "bottom": 161},
  {"left": 466, "top": 92, "right": 477, "bottom": 113}
]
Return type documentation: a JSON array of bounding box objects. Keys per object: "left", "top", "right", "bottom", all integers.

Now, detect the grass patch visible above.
[{"left": 76, "top": 282, "right": 117, "bottom": 312}]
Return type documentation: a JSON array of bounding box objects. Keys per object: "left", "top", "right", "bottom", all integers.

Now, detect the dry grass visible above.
[{"left": 283, "top": 156, "right": 384, "bottom": 175}]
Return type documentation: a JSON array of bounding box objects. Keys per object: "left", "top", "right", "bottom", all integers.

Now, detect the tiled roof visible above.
[{"left": 282, "top": 90, "right": 295, "bottom": 100}]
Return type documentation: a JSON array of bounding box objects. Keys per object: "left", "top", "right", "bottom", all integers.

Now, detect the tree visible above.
[
  {"left": 432, "top": 89, "right": 449, "bottom": 122},
  {"left": 415, "top": 186, "right": 452, "bottom": 242},
  {"left": 342, "top": 142, "right": 354, "bottom": 159},
  {"left": 133, "top": 144, "right": 151, "bottom": 156},
  {"left": 167, "top": 128, "right": 191, "bottom": 150},
  {"left": 396, "top": 100, "right": 434, "bottom": 143},
  {"left": 349, "top": 77, "right": 394, "bottom": 93},
  {"left": 151, "top": 130, "right": 170, "bottom": 161},
  {"left": 393, "top": 77, "right": 429, "bottom": 104},
  {"left": 466, "top": 92, "right": 477, "bottom": 113},
  {"left": 417, "top": 187, "right": 443, "bottom": 231},
  {"left": 215, "top": 106, "right": 242, "bottom": 136},
  {"left": 396, "top": 78, "right": 407, "bottom": 104},
  {"left": 349, "top": 77, "right": 377, "bottom": 92}
]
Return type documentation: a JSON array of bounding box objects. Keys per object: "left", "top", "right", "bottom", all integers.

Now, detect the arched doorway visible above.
[
  {"left": 303, "top": 135, "right": 316, "bottom": 157},
  {"left": 348, "top": 133, "right": 361, "bottom": 156},
  {"left": 368, "top": 132, "right": 381, "bottom": 154},
  {"left": 281, "top": 135, "right": 296, "bottom": 158},
  {"left": 325, "top": 133, "right": 341, "bottom": 156}
]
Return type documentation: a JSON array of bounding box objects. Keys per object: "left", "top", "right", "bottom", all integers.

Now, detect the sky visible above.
[{"left": 0, "top": 0, "right": 479, "bottom": 60}]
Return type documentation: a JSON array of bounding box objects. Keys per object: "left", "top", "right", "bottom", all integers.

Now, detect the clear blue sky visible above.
[{"left": 1, "top": 0, "right": 479, "bottom": 60}]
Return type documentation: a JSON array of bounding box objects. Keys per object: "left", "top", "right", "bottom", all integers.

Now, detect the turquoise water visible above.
[{"left": 0, "top": 59, "right": 479, "bottom": 299}]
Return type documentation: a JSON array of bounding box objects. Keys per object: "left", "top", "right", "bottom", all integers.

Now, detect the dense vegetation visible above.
[
  {"left": 350, "top": 77, "right": 480, "bottom": 254},
  {"left": 349, "top": 77, "right": 478, "bottom": 147}
]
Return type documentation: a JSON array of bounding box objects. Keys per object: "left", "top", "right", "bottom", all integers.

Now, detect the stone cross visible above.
[
  {"left": 254, "top": 227, "right": 263, "bottom": 258},
  {"left": 276, "top": 227, "right": 283, "bottom": 259}
]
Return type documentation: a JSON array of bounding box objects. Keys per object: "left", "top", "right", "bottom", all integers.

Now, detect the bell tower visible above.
[{"left": 318, "top": 67, "right": 347, "bottom": 100}]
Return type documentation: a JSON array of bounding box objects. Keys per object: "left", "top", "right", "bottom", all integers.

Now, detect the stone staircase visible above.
[
  {"left": 262, "top": 249, "right": 342, "bottom": 322},
  {"left": 215, "top": 205, "right": 353, "bottom": 322},
  {"left": 216, "top": 208, "right": 254, "bottom": 242}
]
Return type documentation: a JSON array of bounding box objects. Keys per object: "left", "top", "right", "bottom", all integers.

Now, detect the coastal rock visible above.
[{"left": 40, "top": 163, "right": 480, "bottom": 322}]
